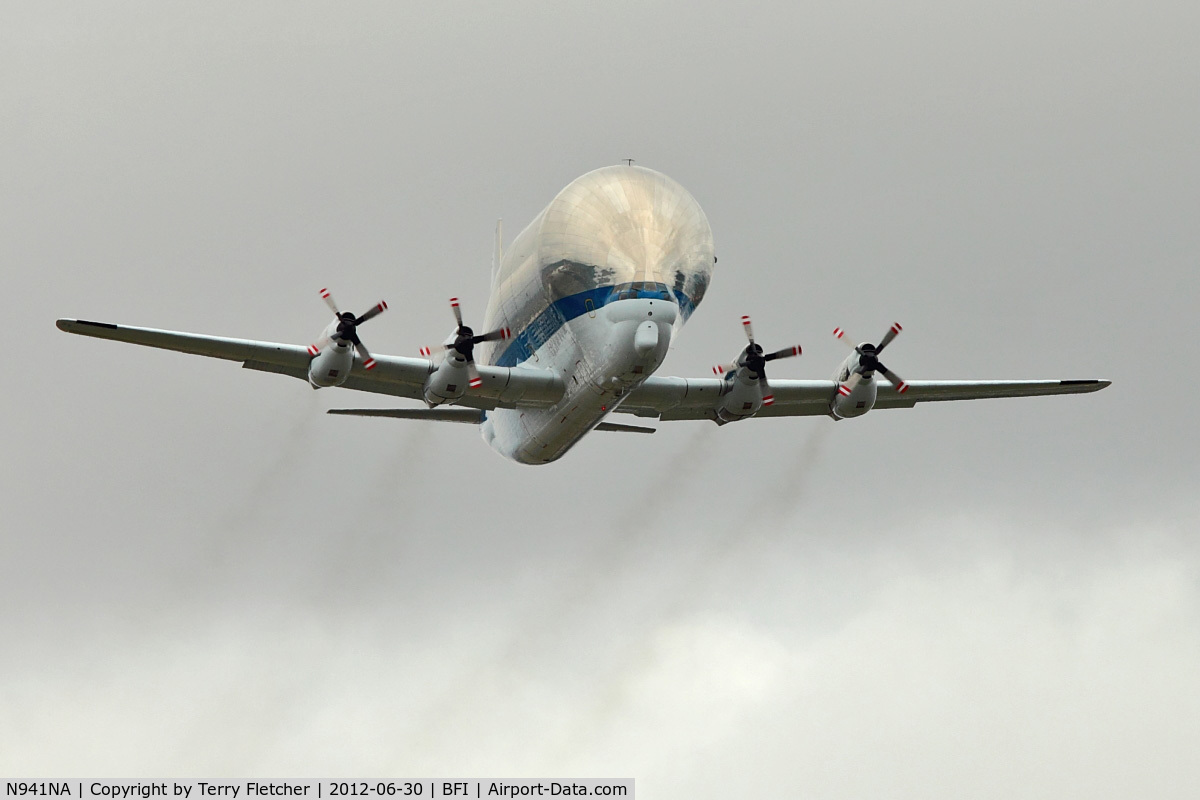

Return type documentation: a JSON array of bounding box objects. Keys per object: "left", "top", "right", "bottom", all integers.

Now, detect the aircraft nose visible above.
[{"left": 634, "top": 320, "right": 659, "bottom": 354}]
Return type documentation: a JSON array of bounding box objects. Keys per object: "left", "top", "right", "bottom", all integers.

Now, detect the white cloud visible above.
[{"left": 4, "top": 512, "right": 1196, "bottom": 799}]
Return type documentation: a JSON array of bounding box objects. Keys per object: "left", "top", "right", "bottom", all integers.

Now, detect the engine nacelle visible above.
[
  {"left": 830, "top": 353, "right": 877, "bottom": 419},
  {"left": 307, "top": 319, "right": 355, "bottom": 388},
  {"left": 715, "top": 369, "right": 766, "bottom": 423},
  {"left": 423, "top": 356, "right": 472, "bottom": 406},
  {"left": 308, "top": 339, "right": 354, "bottom": 387},
  {"left": 831, "top": 377, "right": 877, "bottom": 419}
]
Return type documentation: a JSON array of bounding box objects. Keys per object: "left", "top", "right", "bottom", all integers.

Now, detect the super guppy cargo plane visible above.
[{"left": 58, "top": 165, "right": 1109, "bottom": 464}]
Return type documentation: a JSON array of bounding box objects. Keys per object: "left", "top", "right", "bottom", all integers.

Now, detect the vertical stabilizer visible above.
[{"left": 491, "top": 219, "right": 504, "bottom": 283}]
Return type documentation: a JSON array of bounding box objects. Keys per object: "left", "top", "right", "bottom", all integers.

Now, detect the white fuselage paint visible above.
[{"left": 478, "top": 166, "right": 715, "bottom": 464}]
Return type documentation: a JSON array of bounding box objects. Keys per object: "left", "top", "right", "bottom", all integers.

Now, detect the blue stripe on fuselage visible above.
[{"left": 495, "top": 285, "right": 695, "bottom": 368}]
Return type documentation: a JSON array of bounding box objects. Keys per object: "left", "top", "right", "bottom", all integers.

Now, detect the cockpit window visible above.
[{"left": 611, "top": 281, "right": 673, "bottom": 303}]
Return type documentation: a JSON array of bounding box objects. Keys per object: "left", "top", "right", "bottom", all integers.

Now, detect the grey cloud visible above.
[{"left": 3, "top": 2, "right": 1198, "bottom": 796}]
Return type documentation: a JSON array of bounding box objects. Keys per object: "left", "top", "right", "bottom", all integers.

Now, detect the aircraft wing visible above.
[
  {"left": 616, "top": 375, "right": 1111, "bottom": 421},
  {"left": 55, "top": 319, "right": 564, "bottom": 409}
]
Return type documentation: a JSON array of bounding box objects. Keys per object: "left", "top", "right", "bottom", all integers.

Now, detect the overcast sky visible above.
[{"left": 3, "top": 1, "right": 1198, "bottom": 796}]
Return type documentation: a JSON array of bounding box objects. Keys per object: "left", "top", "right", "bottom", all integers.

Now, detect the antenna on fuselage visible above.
[{"left": 622, "top": 158, "right": 635, "bottom": 166}]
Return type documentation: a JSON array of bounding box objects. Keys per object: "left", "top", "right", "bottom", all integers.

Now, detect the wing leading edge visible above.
[
  {"left": 617, "top": 375, "right": 1110, "bottom": 421},
  {"left": 57, "top": 318, "right": 1109, "bottom": 422},
  {"left": 55, "top": 319, "right": 564, "bottom": 409}
]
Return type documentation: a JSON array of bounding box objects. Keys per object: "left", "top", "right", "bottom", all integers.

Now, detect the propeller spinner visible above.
[
  {"left": 713, "top": 315, "right": 802, "bottom": 406},
  {"left": 420, "top": 297, "right": 511, "bottom": 388},
  {"left": 318, "top": 288, "right": 387, "bottom": 370},
  {"left": 833, "top": 322, "right": 908, "bottom": 394}
]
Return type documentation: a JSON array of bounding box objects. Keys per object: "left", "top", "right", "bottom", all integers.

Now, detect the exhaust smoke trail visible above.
[
  {"left": 541, "top": 421, "right": 835, "bottom": 761},
  {"left": 372, "top": 421, "right": 827, "bottom": 762},
  {"left": 217, "top": 394, "right": 323, "bottom": 533},
  {"left": 615, "top": 424, "right": 719, "bottom": 530},
  {"left": 183, "top": 396, "right": 322, "bottom": 600},
  {"left": 762, "top": 421, "right": 834, "bottom": 524},
  {"left": 400, "top": 425, "right": 721, "bottom": 751},
  {"left": 303, "top": 420, "right": 438, "bottom": 603}
]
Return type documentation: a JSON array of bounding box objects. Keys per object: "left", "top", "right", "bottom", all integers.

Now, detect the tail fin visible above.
[{"left": 491, "top": 218, "right": 503, "bottom": 283}]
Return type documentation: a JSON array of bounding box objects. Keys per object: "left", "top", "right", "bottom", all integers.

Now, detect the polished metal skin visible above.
[
  {"left": 479, "top": 166, "right": 716, "bottom": 462},
  {"left": 483, "top": 165, "right": 714, "bottom": 360}
]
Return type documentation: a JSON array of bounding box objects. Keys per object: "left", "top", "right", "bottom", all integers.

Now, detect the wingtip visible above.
[
  {"left": 1061, "top": 379, "right": 1112, "bottom": 392},
  {"left": 58, "top": 318, "right": 119, "bottom": 333}
]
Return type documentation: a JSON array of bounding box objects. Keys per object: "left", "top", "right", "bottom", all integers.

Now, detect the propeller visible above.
[
  {"left": 318, "top": 288, "right": 387, "bottom": 370},
  {"left": 420, "top": 297, "right": 512, "bottom": 389},
  {"left": 832, "top": 322, "right": 908, "bottom": 394},
  {"left": 712, "top": 315, "right": 802, "bottom": 406}
]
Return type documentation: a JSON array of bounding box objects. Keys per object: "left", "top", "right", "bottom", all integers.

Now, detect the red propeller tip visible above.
[
  {"left": 307, "top": 344, "right": 319, "bottom": 356},
  {"left": 762, "top": 394, "right": 775, "bottom": 406},
  {"left": 364, "top": 359, "right": 377, "bottom": 370},
  {"left": 419, "top": 347, "right": 432, "bottom": 357},
  {"left": 469, "top": 377, "right": 482, "bottom": 389},
  {"left": 891, "top": 323, "right": 902, "bottom": 333},
  {"left": 320, "top": 288, "right": 330, "bottom": 297},
  {"left": 712, "top": 365, "right": 724, "bottom": 375},
  {"left": 378, "top": 301, "right": 388, "bottom": 311},
  {"left": 838, "top": 384, "right": 852, "bottom": 396},
  {"left": 896, "top": 381, "right": 909, "bottom": 393},
  {"left": 833, "top": 327, "right": 845, "bottom": 339},
  {"left": 450, "top": 298, "right": 459, "bottom": 306},
  {"left": 741, "top": 316, "right": 751, "bottom": 325}
]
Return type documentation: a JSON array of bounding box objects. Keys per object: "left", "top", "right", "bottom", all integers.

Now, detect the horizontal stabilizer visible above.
[
  {"left": 594, "top": 422, "right": 656, "bottom": 434},
  {"left": 327, "top": 407, "right": 485, "bottom": 423}
]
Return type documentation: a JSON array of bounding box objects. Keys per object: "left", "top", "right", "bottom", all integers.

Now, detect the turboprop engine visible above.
[
  {"left": 712, "top": 315, "right": 802, "bottom": 423},
  {"left": 419, "top": 297, "right": 511, "bottom": 406},
  {"left": 307, "top": 288, "right": 387, "bottom": 388},
  {"left": 829, "top": 322, "right": 908, "bottom": 419}
]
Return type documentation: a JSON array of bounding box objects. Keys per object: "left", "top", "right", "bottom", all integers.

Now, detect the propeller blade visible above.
[
  {"left": 762, "top": 345, "right": 802, "bottom": 362},
  {"left": 759, "top": 373, "right": 774, "bottom": 406},
  {"left": 838, "top": 371, "right": 863, "bottom": 397},
  {"left": 712, "top": 359, "right": 741, "bottom": 375},
  {"left": 419, "top": 344, "right": 450, "bottom": 358},
  {"left": 880, "top": 366, "right": 909, "bottom": 393},
  {"left": 466, "top": 358, "right": 483, "bottom": 389},
  {"left": 320, "top": 288, "right": 341, "bottom": 316},
  {"left": 741, "top": 315, "right": 755, "bottom": 343},
  {"left": 832, "top": 327, "right": 859, "bottom": 350},
  {"left": 356, "top": 300, "right": 388, "bottom": 325},
  {"left": 354, "top": 340, "right": 377, "bottom": 370},
  {"left": 470, "top": 326, "right": 512, "bottom": 345},
  {"left": 450, "top": 297, "right": 464, "bottom": 329},
  {"left": 876, "top": 322, "right": 902, "bottom": 353}
]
